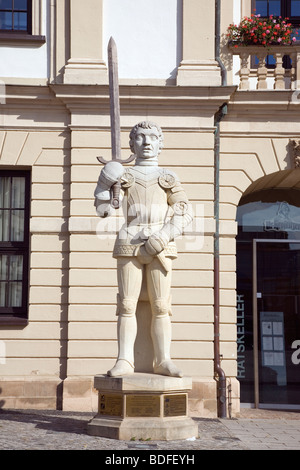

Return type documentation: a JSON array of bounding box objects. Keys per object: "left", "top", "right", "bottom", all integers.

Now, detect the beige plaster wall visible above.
[
  {"left": 0, "top": 130, "right": 71, "bottom": 407},
  {"left": 0, "top": 81, "right": 238, "bottom": 417},
  {"left": 0, "top": 86, "right": 70, "bottom": 409}
]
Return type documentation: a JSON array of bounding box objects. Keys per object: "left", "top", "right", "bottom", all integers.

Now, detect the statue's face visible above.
[{"left": 133, "top": 127, "right": 160, "bottom": 159}]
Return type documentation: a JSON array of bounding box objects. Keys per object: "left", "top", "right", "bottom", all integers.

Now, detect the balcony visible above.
[{"left": 230, "top": 45, "right": 300, "bottom": 90}]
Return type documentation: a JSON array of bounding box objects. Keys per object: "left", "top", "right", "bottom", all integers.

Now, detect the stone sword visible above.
[
  {"left": 97, "top": 37, "right": 135, "bottom": 209},
  {"left": 98, "top": 38, "right": 169, "bottom": 273}
]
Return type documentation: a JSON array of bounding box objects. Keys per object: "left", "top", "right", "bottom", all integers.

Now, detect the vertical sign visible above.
[{"left": 237, "top": 294, "right": 246, "bottom": 379}]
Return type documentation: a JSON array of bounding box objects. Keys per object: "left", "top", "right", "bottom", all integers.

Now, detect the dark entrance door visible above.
[
  {"left": 253, "top": 240, "right": 300, "bottom": 408},
  {"left": 237, "top": 196, "right": 300, "bottom": 408}
]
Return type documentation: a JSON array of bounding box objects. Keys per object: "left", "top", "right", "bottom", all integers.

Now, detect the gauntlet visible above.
[{"left": 94, "top": 161, "right": 124, "bottom": 201}]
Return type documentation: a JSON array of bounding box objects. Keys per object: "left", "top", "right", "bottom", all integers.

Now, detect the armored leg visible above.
[
  {"left": 107, "top": 257, "right": 143, "bottom": 377},
  {"left": 146, "top": 257, "right": 182, "bottom": 377}
]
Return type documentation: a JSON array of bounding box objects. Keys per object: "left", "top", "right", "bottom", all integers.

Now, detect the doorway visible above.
[{"left": 237, "top": 193, "right": 300, "bottom": 409}]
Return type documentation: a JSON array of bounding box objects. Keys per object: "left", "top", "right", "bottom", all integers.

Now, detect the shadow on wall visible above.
[
  {"left": 0, "top": 388, "right": 5, "bottom": 409},
  {"left": 56, "top": 132, "right": 71, "bottom": 411}
]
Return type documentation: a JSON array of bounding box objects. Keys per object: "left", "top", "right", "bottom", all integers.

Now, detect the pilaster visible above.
[
  {"left": 177, "top": 0, "right": 221, "bottom": 86},
  {"left": 63, "top": 0, "right": 108, "bottom": 85}
]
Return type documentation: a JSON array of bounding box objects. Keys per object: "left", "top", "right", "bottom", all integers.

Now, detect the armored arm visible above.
[
  {"left": 94, "top": 161, "right": 125, "bottom": 218},
  {"left": 144, "top": 172, "right": 193, "bottom": 256}
]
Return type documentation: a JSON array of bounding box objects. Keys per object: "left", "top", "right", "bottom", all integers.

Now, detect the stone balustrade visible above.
[{"left": 230, "top": 45, "right": 300, "bottom": 90}]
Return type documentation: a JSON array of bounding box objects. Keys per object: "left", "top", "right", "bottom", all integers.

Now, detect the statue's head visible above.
[{"left": 129, "top": 121, "right": 164, "bottom": 160}]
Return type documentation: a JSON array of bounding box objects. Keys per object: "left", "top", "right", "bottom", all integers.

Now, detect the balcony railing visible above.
[{"left": 230, "top": 45, "right": 300, "bottom": 90}]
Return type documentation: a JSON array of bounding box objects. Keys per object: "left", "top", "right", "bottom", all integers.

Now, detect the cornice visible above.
[
  {"left": 1, "top": 83, "right": 237, "bottom": 112},
  {"left": 50, "top": 84, "right": 237, "bottom": 110},
  {"left": 2, "top": 85, "right": 57, "bottom": 103},
  {"left": 228, "top": 90, "right": 300, "bottom": 112}
]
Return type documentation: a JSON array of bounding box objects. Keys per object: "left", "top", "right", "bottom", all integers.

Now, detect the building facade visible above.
[{"left": 0, "top": 0, "right": 300, "bottom": 417}]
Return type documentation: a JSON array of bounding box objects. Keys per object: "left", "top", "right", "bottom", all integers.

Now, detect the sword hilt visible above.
[
  {"left": 97, "top": 155, "right": 136, "bottom": 165},
  {"left": 97, "top": 155, "right": 136, "bottom": 210},
  {"left": 111, "top": 181, "right": 121, "bottom": 209}
]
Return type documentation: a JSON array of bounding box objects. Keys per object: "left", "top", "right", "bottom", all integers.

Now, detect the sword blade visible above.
[{"left": 108, "top": 37, "right": 121, "bottom": 161}]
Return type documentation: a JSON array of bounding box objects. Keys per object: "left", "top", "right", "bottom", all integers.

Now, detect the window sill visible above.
[
  {"left": 0, "top": 316, "right": 28, "bottom": 326},
  {"left": 0, "top": 32, "right": 46, "bottom": 46}
]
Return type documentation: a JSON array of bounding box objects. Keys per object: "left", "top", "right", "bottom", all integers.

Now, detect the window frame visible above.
[
  {"left": 251, "top": 0, "right": 300, "bottom": 69},
  {"left": 252, "top": 0, "right": 300, "bottom": 27},
  {"left": 0, "top": 170, "right": 31, "bottom": 325},
  {"left": 0, "top": 0, "right": 32, "bottom": 34},
  {"left": 0, "top": 0, "right": 45, "bottom": 45}
]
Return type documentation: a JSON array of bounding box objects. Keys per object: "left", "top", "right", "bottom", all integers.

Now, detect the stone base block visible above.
[
  {"left": 87, "top": 373, "right": 198, "bottom": 441},
  {"left": 63, "top": 59, "right": 108, "bottom": 85},
  {"left": 0, "top": 377, "right": 61, "bottom": 410},
  {"left": 88, "top": 416, "right": 198, "bottom": 441},
  {"left": 176, "top": 60, "right": 222, "bottom": 86},
  {"left": 62, "top": 376, "right": 98, "bottom": 412}
]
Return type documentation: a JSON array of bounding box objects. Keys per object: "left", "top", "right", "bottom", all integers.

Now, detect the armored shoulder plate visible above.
[
  {"left": 121, "top": 169, "right": 135, "bottom": 188},
  {"left": 158, "top": 169, "right": 178, "bottom": 189}
]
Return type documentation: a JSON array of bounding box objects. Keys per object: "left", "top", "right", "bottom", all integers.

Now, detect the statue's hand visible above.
[
  {"left": 94, "top": 199, "right": 112, "bottom": 218},
  {"left": 144, "top": 234, "right": 166, "bottom": 256},
  {"left": 102, "top": 161, "right": 125, "bottom": 185},
  {"left": 136, "top": 244, "right": 154, "bottom": 265}
]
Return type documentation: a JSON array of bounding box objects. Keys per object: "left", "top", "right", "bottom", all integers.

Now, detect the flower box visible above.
[{"left": 227, "top": 14, "right": 298, "bottom": 47}]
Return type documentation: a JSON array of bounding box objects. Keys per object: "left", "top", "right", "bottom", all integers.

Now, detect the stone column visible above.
[
  {"left": 177, "top": 0, "right": 221, "bottom": 86},
  {"left": 63, "top": 0, "right": 107, "bottom": 84}
]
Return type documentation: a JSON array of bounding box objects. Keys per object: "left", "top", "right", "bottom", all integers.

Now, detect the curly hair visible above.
[{"left": 129, "top": 121, "right": 164, "bottom": 154}]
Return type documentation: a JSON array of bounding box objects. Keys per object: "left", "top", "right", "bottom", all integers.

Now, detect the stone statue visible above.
[{"left": 94, "top": 121, "right": 193, "bottom": 378}]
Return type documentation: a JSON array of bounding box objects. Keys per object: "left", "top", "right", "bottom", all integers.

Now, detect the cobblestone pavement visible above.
[{"left": 1, "top": 408, "right": 300, "bottom": 452}]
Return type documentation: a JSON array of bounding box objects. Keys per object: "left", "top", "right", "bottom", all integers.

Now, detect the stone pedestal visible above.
[{"left": 87, "top": 373, "right": 198, "bottom": 441}]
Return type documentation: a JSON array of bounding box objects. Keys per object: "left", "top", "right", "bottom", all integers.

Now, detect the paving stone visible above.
[{"left": 0, "top": 408, "right": 300, "bottom": 452}]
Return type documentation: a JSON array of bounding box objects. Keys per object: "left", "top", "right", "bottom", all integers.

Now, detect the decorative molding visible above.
[
  {"left": 290, "top": 139, "right": 300, "bottom": 168},
  {"left": 0, "top": 33, "right": 45, "bottom": 46},
  {"left": 32, "top": 0, "right": 43, "bottom": 36},
  {"left": 177, "top": 60, "right": 222, "bottom": 86}
]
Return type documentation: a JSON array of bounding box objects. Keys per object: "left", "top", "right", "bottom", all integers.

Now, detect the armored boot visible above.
[
  {"left": 151, "top": 304, "right": 183, "bottom": 377},
  {"left": 107, "top": 313, "right": 136, "bottom": 377}
]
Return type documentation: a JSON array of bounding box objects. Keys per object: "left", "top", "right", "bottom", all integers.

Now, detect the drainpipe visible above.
[{"left": 214, "top": 0, "right": 227, "bottom": 419}]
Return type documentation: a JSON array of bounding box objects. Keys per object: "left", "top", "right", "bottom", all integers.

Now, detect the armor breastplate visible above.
[
  {"left": 124, "top": 167, "right": 169, "bottom": 225},
  {"left": 113, "top": 166, "right": 177, "bottom": 259}
]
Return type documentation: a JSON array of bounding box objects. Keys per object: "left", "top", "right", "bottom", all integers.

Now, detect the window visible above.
[
  {"left": 252, "top": 1, "right": 300, "bottom": 68},
  {"left": 253, "top": 0, "right": 300, "bottom": 27},
  {"left": 0, "top": 171, "right": 30, "bottom": 324},
  {"left": 0, "top": 0, "right": 32, "bottom": 34}
]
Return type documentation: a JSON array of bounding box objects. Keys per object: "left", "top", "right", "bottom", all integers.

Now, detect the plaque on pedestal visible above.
[{"left": 87, "top": 373, "right": 198, "bottom": 441}]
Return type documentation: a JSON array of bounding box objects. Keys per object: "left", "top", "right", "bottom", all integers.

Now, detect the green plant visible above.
[{"left": 227, "top": 14, "right": 298, "bottom": 47}]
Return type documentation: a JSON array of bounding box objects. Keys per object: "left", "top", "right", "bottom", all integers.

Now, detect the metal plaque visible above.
[
  {"left": 126, "top": 394, "right": 160, "bottom": 417},
  {"left": 164, "top": 394, "right": 187, "bottom": 417},
  {"left": 99, "top": 393, "right": 123, "bottom": 417}
]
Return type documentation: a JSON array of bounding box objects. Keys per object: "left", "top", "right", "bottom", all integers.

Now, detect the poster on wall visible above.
[{"left": 260, "top": 312, "right": 287, "bottom": 386}]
